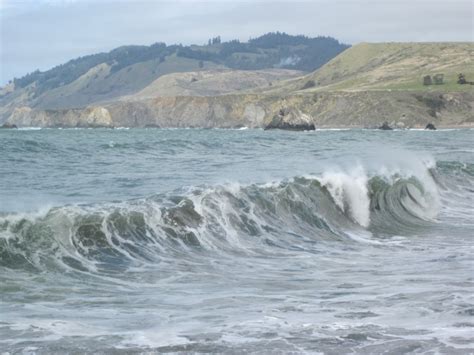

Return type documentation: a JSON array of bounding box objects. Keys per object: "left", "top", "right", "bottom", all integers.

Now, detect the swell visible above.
[{"left": 0, "top": 161, "right": 471, "bottom": 274}]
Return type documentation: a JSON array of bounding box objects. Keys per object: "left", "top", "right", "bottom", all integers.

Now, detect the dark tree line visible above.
[
  {"left": 12, "top": 32, "right": 349, "bottom": 93},
  {"left": 177, "top": 32, "right": 348, "bottom": 71},
  {"left": 13, "top": 42, "right": 175, "bottom": 93},
  {"left": 208, "top": 36, "right": 221, "bottom": 45}
]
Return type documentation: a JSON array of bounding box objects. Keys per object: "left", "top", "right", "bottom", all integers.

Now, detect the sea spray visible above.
[
  {"left": 0, "top": 165, "right": 449, "bottom": 275},
  {"left": 317, "top": 165, "right": 371, "bottom": 227}
]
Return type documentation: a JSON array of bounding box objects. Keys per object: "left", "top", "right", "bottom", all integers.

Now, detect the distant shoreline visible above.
[{"left": 3, "top": 124, "right": 473, "bottom": 131}]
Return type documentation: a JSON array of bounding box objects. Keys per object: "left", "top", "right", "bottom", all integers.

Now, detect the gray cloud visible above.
[{"left": 1, "top": 0, "right": 472, "bottom": 84}]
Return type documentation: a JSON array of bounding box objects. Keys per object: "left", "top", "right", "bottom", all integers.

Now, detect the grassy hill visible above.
[
  {"left": 269, "top": 42, "right": 474, "bottom": 94},
  {"left": 125, "top": 69, "right": 302, "bottom": 99},
  {"left": 0, "top": 32, "right": 347, "bottom": 116}
]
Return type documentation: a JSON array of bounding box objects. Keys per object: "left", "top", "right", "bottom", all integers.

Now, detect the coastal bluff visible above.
[
  {"left": 6, "top": 91, "right": 472, "bottom": 129},
  {"left": 2, "top": 42, "right": 473, "bottom": 128}
]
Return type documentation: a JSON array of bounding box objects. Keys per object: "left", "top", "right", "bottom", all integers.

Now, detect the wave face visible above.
[
  {"left": 1, "top": 129, "right": 474, "bottom": 354},
  {"left": 1, "top": 161, "right": 458, "bottom": 275}
]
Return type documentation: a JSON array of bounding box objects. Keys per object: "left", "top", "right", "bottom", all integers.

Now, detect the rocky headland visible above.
[{"left": 1, "top": 42, "right": 473, "bottom": 129}]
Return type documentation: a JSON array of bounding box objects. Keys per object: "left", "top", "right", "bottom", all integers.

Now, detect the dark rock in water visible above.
[
  {"left": 378, "top": 122, "right": 393, "bottom": 130},
  {"left": 1, "top": 123, "right": 18, "bottom": 129},
  {"left": 425, "top": 123, "right": 436, "bottom": 130},
  {"left": 266, "top": 121, "right": 316, "bottom": 131},
  {"left": 265, "top": 107, "right": 315, "bottom": 131}
]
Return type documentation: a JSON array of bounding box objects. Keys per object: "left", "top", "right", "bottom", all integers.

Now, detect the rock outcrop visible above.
[
  {"left": 425, "top": 123, "right": 436, "bottom": 130},
  {"left": 0, "top": 123, "right": 17, "bottom": 129},
  {"left": 2, "top": 91, "right": 473, "bottom": 129},
  {"left": 6, "top": 106, "right": 112, "bottom": 127},
  {"left": 265, "top": 108, "right": 315, "bottom": 131},
  {"left": 378, "top": 122, "right": 393, "bottom": 130}
]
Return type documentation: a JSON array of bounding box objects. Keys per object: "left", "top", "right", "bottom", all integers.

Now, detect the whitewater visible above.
[{"left": 1, "top": 128, "right": 473, "bottom": 353}]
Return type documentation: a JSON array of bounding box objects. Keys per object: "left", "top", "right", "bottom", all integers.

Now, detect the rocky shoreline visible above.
[{"left": 2, "top": 90, "right": 472, "bottom": 129}]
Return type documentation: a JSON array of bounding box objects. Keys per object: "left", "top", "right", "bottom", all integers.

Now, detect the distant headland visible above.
[{"left": 1, "top": 34, "right": 472, "bottom": 128}]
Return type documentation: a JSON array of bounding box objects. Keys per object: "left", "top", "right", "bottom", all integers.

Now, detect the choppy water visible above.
[{"left": 1, "top": 128, "right": 473, "bottom": 354}]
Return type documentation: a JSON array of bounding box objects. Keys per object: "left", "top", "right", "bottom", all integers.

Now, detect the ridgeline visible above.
[{"left": 1, "top": 38, "right": 473, "bottom": 128}]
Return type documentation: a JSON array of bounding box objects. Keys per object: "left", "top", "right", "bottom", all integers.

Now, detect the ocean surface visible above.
[{"left": 1, "top": 128, "right": 473, "bottom": 354}]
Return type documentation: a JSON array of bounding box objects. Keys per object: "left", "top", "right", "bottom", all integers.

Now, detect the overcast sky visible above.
[{"left": 0, "top": 0, "right": 472, "bottom": 84}]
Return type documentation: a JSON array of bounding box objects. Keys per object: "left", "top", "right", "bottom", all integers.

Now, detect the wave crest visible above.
[{"left": 0, "top": 162, "right": 454, "bottom": 273}]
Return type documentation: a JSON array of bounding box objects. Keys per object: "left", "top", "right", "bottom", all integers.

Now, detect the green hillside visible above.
[{"left": 276, "top": 42, "right": 474, "bottom": 93}]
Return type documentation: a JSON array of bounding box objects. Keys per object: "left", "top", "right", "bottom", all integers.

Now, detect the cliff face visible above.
[
  {"left": 6, "top": 91, "right": 473, "bottom": 128},
  {"left": 8, "top": 106, "right": 113, "bottom": 127}
]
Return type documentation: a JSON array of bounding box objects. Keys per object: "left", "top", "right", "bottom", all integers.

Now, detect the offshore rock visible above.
[
  {"left": 425, "top": 123, "right": 437, "bottom": 130},
  {"left": 378, "top": 122, "right": 393, "bottom": 130},
  {"left": 265, "top": 107, "right": 315, "bottom": 131},
  {"left": 0, "top": 123, "right": 17, "bottom": 129}
]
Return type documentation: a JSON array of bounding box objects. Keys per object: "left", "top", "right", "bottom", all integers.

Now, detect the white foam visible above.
[
  {"left": 17, "top": 127, "right": 42, "bottom": 131},
  {"left": 317, "top": 165, "right": 371, "bottom": 227}
]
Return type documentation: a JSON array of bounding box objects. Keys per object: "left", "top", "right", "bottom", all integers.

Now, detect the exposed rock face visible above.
[
  {"left": 378, "top": 122, "right": 393, "bottom": 130},
  {"left": 6, "top": 106, "right": 113, "bottom": 127},
  {"left": 265, "top": 108, "right": 315, "bottom": 131},
  {"left": 105, "top": 95, "right": 269, "bottom": 128},
  {"left": 0, "top": 123, "right": 17, "bottom": 129},
  {"left": 243, "top": 104, "right": 266, "bottom": 127},
  {"left": 425, "top": 123, "right": 436, "bottom": 130},
  {"left": 3, "top": 91, "right": 473, "bottom": 128}
]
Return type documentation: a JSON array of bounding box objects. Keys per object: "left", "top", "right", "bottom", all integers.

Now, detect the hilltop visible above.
[
  {"left": 0, "top": 32, "right": 347, "bottom": 119},
  {"left": 2, "top": 41, "right": 473, "bottom": 128},
  {"left": 267, "top": 42, "right": 474, "bottom": 93}
]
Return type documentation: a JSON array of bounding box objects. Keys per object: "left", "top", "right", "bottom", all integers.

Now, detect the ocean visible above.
[{"left": 1, "top": 128, "right": 473, "bottom": 353}]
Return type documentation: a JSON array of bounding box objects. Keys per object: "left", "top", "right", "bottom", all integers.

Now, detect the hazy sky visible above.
[{"left": 1, "top": 0, "right": 472, "bottom": 84}]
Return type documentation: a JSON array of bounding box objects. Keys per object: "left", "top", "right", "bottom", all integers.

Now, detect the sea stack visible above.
[
  {"left": 378, "top": 122, "right": 393, "bottom": 130},
  {"left": 265, "top": 108, "right": 315, "bottom": 131}
]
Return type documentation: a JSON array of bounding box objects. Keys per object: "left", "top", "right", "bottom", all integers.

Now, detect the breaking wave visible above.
[{"left": 1, "top": 160, "right": 470, "bottom": 274}]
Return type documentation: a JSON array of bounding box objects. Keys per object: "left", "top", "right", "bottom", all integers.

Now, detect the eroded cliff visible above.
[{"left": 6, "top": 91, "right": 472, "bottom": 128}]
